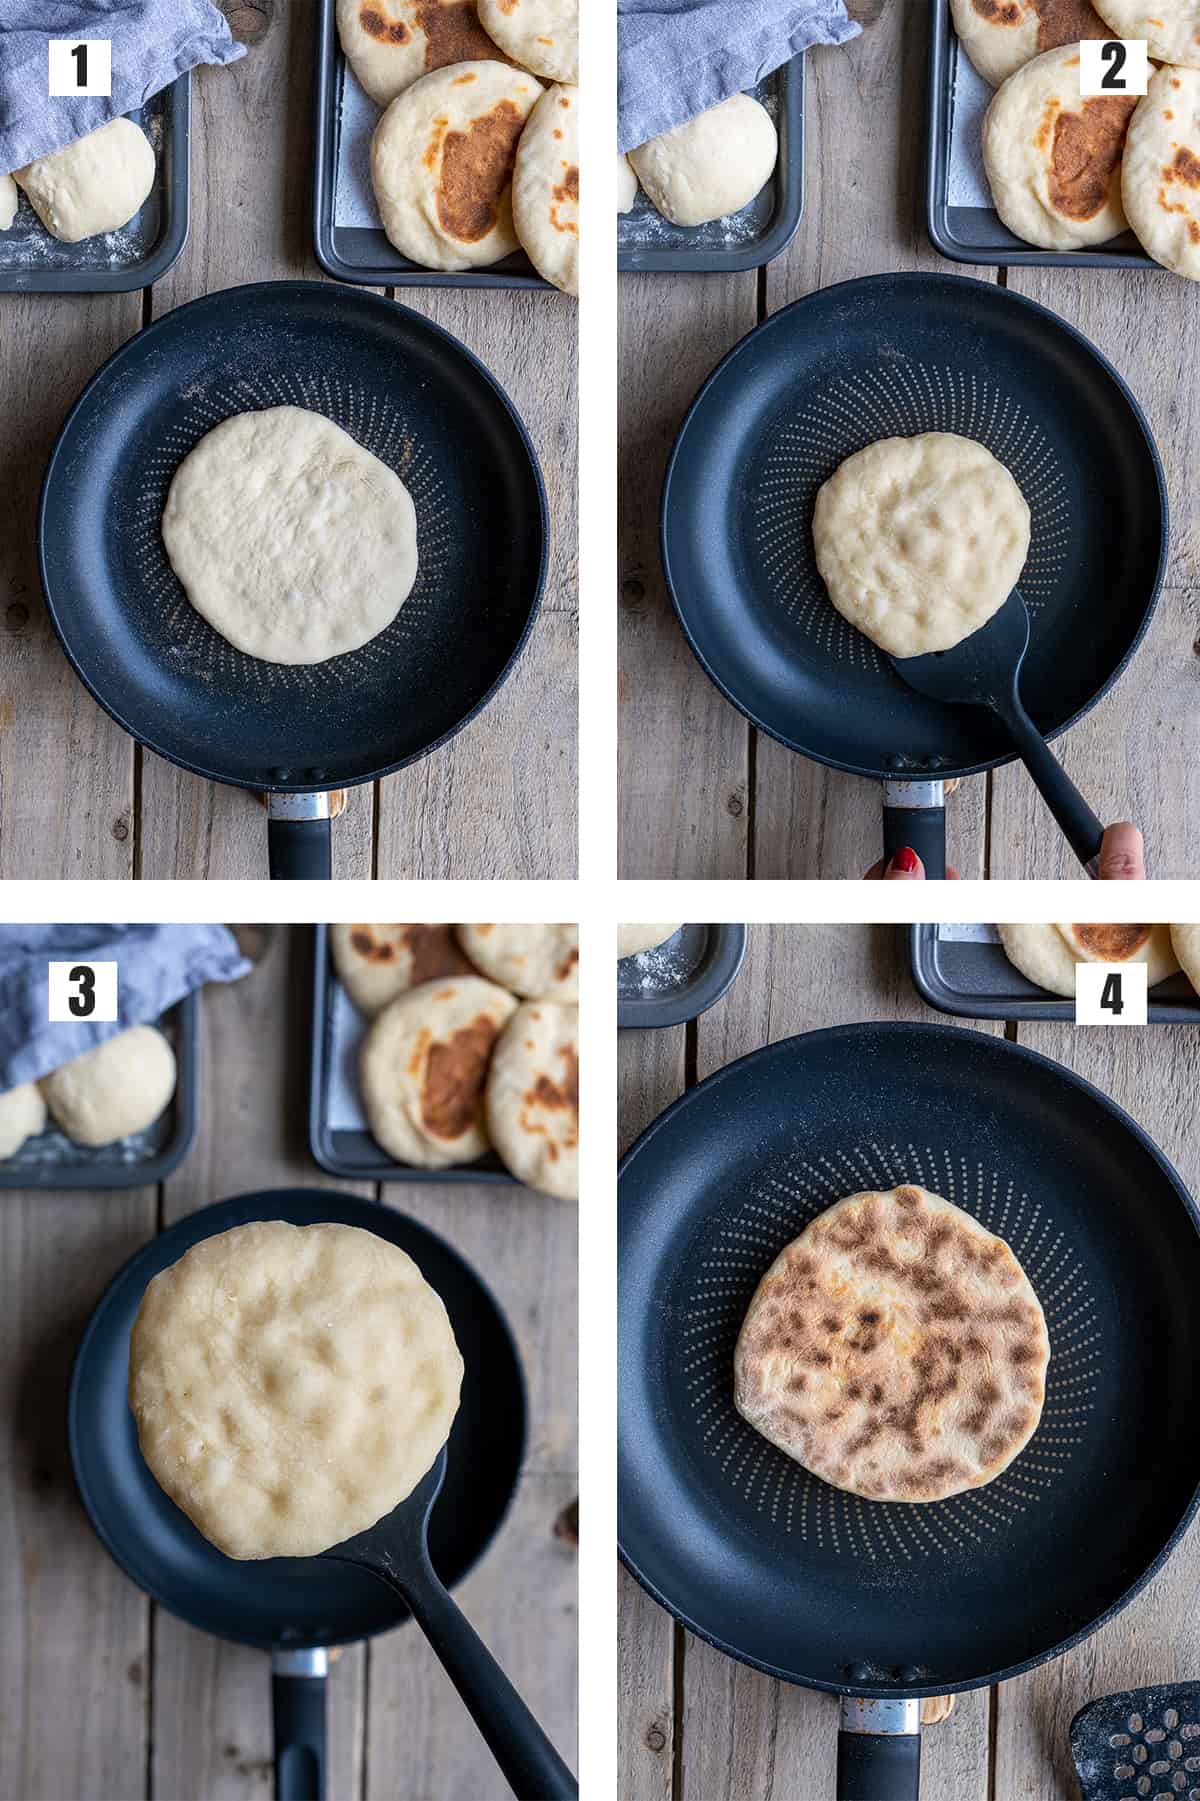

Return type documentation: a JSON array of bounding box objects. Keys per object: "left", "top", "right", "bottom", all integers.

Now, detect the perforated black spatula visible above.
[
  {"left": 1071, "top": 1683, "right": 1200, "bottom": 1800},
  {"left": 890, "top": 588, "right": 1106, "bottom": 876},
  {"left": 323, "top": 1448, "right": 577, "bottom": 1801}
]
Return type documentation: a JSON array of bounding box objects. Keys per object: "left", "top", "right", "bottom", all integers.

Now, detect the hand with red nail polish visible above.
[{"left": 864, "top": 848, "right": 962, "bottom": 880}]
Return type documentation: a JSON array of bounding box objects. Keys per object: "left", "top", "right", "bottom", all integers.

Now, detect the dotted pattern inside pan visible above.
[
  {"left": 754, "top": 364, "right": 1072, "bottom": 678},
  {"left": 620, "top": 1025, "right": 1200, "bottom": 1689},
  {"left": 663, "top": 276, "right": 1166, "bottom": 777},
  {"left": 129, "top": 363, "right": 453, "bottom": 704},
  {"left": 682, "top": 1139, "right": 1098, "bottom": 1567}
]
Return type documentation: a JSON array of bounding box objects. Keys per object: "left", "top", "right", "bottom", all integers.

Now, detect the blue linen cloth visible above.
[
  {"left": 618, "top": 0, "right": 859, "bottom": 153},
  {"left": 0, "top": 0, "right": 244, "bottom": 174},
  {"left": 0, "top": 924, "right": 250, "bottom": 1092}
]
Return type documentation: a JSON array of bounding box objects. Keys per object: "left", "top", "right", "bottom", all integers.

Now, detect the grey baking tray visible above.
[
  {"left": 909, "top": 923, "right": 1200, "bottom": 1022},
  {"left": 618, "top": 925, "right": 747, "bottom": 1029},
  {"left": 0, "top": 79, "right": 190, "bottom": 294},
  {"left": 309, "top": 926, "right": 517, "bottom": 1183},
  {"left": 925, "top": 0, "right": 1154, "bottom": 269},
  {"left": 618, "top": 58, "right": 805, "bottom": 273},
  {"left": 312, "top": 0, "right": 550, "bottom": 290},
  {"left": 0, "top": 991, "right": 199, "bottom": 1188}
]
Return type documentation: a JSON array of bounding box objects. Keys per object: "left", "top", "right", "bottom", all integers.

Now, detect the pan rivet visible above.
[{"left": 270, "top": 768, "right": 291, "bottom": 782}]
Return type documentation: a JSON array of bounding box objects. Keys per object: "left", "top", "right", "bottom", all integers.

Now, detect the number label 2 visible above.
[{"left": 1079, "top": 38, "right": 1149, "bottom": 97}]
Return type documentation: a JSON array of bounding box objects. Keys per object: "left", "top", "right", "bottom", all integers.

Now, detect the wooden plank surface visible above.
[
  {"left": 1, "top": 926, "right": 576, "bottom": 1800},
  {"left": 617, "top": 0, "right": 1183, "bottom": 879},
  {"left": 618, "top": 924, "right": 1198, "bottom": 1798},
  {"left": 0, "top": 2, "right": 576, "bottom": 879}
]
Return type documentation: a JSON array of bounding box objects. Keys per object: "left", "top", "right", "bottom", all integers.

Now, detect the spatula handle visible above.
[
  {"left": 999, "top": 693, "right": 1104, "bottom": 876},
  {"left": 372, "top": 1551, "right": 577, "bottom": 1799},
  {"left": 882, "top": 781, "right": 946, "bottom": 879}
]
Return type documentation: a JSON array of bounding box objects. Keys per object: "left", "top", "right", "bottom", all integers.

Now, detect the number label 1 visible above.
[
  {"left": 1078, "top": 38, "right": 1149, "bottom": 97},
  {"left": 48, "top": 961, "right": 119, "bottom": 1023},
  {"left": 47, "top": 39, "right": 112, "bottom": 97},
  {"left": 1075, "top": 960, "right": 1148, "bottom": 1025}
]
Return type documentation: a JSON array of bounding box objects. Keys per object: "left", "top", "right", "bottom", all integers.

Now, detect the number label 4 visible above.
[
  {"left": 48, "top": 961, "right": 119, "bottom": 1022},
  {"left": 1079, "top": 39, "right": 1149, "bottom": 97},
  {"left": 1075, "top": 961, "right": 1148, "bottom": 1025}
]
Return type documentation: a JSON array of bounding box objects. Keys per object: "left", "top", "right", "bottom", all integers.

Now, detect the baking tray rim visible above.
[
  {"left": 0, "top": 76, "right": 190, "bottom": 296},
  {"left": 617, "top": 56, "right": 806, "bottom": 274},
  {"left": 309, "top": 925, "right": 519, "bottom": 1184},
  {"left": 311, "top": 0, "right": 553, "bottom": 292},
  {"left": 908, "top": 923, "right": 1200, "bottom": 1022},
  {"left": 0, "top": 989, "right": 199, "bottom": 1189},
  {"left": 617, "top": 924, "right": 748, "bottom": 1030},
  {"left": 924, "top": 0, "right": 1159, "bottom": 272}
]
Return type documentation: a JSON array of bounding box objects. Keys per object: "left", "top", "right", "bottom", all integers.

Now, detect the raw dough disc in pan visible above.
[
  {"left": 161, "top": 407, "right": 418, "bottom": 666},
  {"left": 812, "top": 432, "right": 1030, "bottom": 658}
]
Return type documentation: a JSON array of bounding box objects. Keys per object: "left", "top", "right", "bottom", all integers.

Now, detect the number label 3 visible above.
[
  {"left": 1075, "top": 961, "right": 1148, "bottom": 1025},
  {"left": 48, "top": 961, "right": 119, "bottom": 1023},
  {"left": 1079, "top": 39, "right": 1150, "bottom": 97},
  {"left": 47, "top": 39, "right": 113, "bottom": 98}
]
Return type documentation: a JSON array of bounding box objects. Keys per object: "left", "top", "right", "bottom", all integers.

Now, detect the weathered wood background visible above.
[
  {"left": 618, "top": 923, "right": 1200, "bottom": 1800},
  {"left": 618, "top": 0, "right": 1199, "bottom": 880},
  {"left": 0, "top": 925, "right": 578, "bottom": 1798},
  {"left": 0, "top": 2, "right": 578, "bottom": 880}
]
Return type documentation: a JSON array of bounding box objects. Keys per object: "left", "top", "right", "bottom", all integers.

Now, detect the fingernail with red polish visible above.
[{"left": 889, "top": 847, "right": 920, "bottom": 873}]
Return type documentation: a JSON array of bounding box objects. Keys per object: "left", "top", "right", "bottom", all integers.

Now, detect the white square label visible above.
[
  {"left": 48, "top": 39, "right": 112, "bottom": 97},
  {"left": 1075, "top": 961, "right": 1148, "bottom": 1025},
  {"left": 1078, "top": 38, "right": 1149, "bottom": 97},
  {"left": 48, "top": 961, "right": 118, "bottom": 1022}
]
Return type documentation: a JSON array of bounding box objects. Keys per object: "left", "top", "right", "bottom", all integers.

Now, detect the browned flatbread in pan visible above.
[{"left": 734, "top": 1185, "right": 1049, "bottom": 1503}]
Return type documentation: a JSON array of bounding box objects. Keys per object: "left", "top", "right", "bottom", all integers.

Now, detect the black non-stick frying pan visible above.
[
  {"left": 618, "top": 1024, "right": 1200, "bottom": 1798},
  {"left": 70, "top": 1189, "right": 563, "bottom": 1800},
  {"left": 661, "top": 273, "right": 1168, "bottom": 876},
  {"left": 40, "top": 282, "right": 547, "bottom": 879}
]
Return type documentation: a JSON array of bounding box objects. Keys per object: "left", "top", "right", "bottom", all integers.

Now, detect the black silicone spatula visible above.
[
  {"left": 890, "top": 588, "right": 1106, "bottom": 876},
  {"left": 1071, "top": 1684, "right": 1200, "bottom": 1800},
  {"left": 321, "top": 1447, "right": 577, "bottom": 1801}
]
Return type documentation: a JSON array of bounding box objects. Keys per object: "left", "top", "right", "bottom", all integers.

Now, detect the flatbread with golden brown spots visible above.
[
  {"left": 734, "top": 1185, "right": 1049, "bottom": 1503},
  {"left": 486, "top": 1000, "right": 578, "bottom": 1198},
  {"left": 336, "top": 0, "right": 515, "bottom": 107},
  {"left": 359, "top": 976, "right": 517, "bottom": 1167},
  {"left": 1123, "top": 66, "right": 1200, "bottom": 279},
  {"left": 950, "top": 0, "right": 1111, "bottom": 89},
  {"left": 331, "top": 923, "right": 474, "bottom": 1017},
  {"left": 998, "top": 922, "right": 1178, "bottom": 996}
]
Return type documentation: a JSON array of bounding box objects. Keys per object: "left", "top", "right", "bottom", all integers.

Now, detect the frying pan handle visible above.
[
  {"left": 267, "top": 797, "right": 332, "bottom": 880},
  {"left": 377, "top": 1552, "right": 577, "bottom": 1799},
  {"left": 881, "top": 782, "right": 946, "bottom": 879},
  {"left": 837, "top": 1700, "right": 921, "bottom": 1801},
  {"left": 271, "top": 1649, "right": 327, "bottom": 1801},
  {"left": 996, "top": 689, "right": 1105, "bottom": 876}
]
